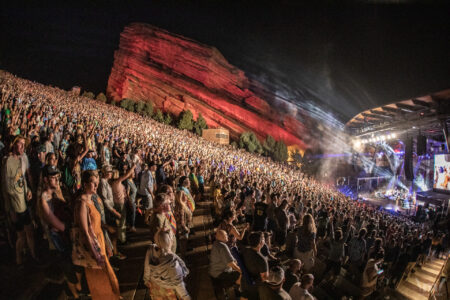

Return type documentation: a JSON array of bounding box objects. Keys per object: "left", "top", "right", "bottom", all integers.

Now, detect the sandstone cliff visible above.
[{"left": 107, "top": 23, "right": 307, "bottom": 149}]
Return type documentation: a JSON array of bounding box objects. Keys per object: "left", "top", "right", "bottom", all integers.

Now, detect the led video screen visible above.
[{"left": 434, "top": 154, "right": 450, "bottom": 191}]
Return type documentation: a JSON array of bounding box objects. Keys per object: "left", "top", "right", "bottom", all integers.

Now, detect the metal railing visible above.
[{"left": 429, "top": 255, "right": 449, "bottom": 300}]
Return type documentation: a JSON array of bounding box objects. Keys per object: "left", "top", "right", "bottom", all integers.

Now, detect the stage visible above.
[{"left": 358, "top": 192, "right": 416, "bottom": 215}]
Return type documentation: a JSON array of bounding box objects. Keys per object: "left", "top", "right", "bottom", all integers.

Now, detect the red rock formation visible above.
[{"left": 107, "top": 23, "right": 307, "bottom": 149}]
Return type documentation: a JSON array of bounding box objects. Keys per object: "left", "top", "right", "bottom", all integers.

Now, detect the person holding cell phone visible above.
[{"left": 360, "top": 251, "right": 384, "bottom": 298}]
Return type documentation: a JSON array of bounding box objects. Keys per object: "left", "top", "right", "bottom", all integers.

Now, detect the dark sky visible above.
[{"left": 1, "top": 1, "right": 449, "bottom": 122}]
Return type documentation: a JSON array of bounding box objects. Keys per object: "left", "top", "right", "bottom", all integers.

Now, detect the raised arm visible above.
[
  {"left": 116, "top": 164, "right": 136, "bottom": 183},
  {"left": 76, "top": 134, "right": 90, "bottom": 163},
  {"left": 230, "top": 223, "right": 249, "bottom": 241}
]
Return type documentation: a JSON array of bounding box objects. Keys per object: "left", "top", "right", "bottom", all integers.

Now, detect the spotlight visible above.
[
  {"left": 354, "top": 140, "right": 361, "bottom": 147},
  {"left": 380, "top": 135, "right": 386, "bottom": 141},
  {"left": 392, "top": 133, "right": 397, "bottom": 138}
]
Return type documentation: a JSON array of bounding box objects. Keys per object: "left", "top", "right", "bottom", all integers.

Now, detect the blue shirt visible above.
[{"left": 81, "top": 157, "right": 97, "bottom": 171}]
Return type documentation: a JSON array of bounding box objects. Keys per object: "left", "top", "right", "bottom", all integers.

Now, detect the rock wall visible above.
[{"left": 107, "top": 23, "right": 307, "bottom": 149}]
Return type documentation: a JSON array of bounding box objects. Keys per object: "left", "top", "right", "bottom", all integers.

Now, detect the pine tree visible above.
[
  {"left": 163, "top": 113, "right": 173, "bottom": 125},
  {"left": 239, "top": 131, "right": 263, "bottom": 153},
  {"left": 263, "top": 135, "right": 276, "bottom": 156},
  {"left": 154, "top": 109, "right": 164, "bottom": 123},
  {"left": 120, "top": 99, "right": 131, "bottom": 110},
  {"left": 135, "top": 101, "right": 145, "bottom": 114},
  {"left": 178, "top": 110, "right": 194, "bottom": 130},
  {"left": 194, "top": 113, "right": 208, "bottom": 135},
  {"left": 272, "top": 140, "right": 288, "bottom": 162},
  {"left": 143, "top": 102, "right": 153, "bottom": 117}
]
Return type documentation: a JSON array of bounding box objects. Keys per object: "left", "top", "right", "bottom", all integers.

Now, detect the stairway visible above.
[
  {"left": 396, "top": 256, "right": 447, "bottom": 300},
  {"left": 184, "top": 198, "right": 216, "bottom": 300},
  {"left": 131, "top": 193, "right": 218, "bottom": 300}
]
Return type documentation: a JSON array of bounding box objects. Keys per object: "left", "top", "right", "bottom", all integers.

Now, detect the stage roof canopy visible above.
[{"left": 346, "top": 89, "right": 450, "bottom": 138}]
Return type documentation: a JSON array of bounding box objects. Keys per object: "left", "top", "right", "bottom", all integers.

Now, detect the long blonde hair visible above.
[{"left": 302, "top": 213, "right": 316, "bottom": 234}]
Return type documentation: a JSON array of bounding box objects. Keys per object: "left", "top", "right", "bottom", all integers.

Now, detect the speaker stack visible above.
[
  {"left": 404, "top": 137, "right": 414, "bottom": 181},
  {"left": 417, "top": 135, "right": 427, "bottom": 156}
]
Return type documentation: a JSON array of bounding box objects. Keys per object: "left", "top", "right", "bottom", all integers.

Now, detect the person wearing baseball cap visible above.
[{"left": 40, "top": 164, "right": 83, "bottom": 298}]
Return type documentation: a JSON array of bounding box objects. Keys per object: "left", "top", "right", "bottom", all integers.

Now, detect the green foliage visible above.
[
  {"left": 96, "top": 92, "right": 107, "bottom": 102},
  {"left": 120, "top": 98, "right": 136, "bottom": 112},
  {"left": 120, "top": 99, "right": 131, "bottom": 109},
  {"left": 193, "top": 113, "right": 208, "bottom": 135},
  {"left": 163, "top": 113, "right": 173, "bottom": 125},
  {"left": 82, "top": 91, "right": 95, "bottom": 99},
  {"left": 135, "top": 101, "right": 146, "bottom": 114},
  {"left": 177, "top": 110, "right": 194, "bottom": 130},
  {"left": 263, "top": 135, "right": 276, "bottom": 155},
  {"left": 239, "top": 131, "right": 263, "bottom": 154},
  {"left": 143, "top": 102, "right": 153, "bottom": 117},
  {"left": 272, "top": 140, "right": 288, "bottom": 162},
  {"left": 154, "top": 109, "right": 164, "bottom": 123}
]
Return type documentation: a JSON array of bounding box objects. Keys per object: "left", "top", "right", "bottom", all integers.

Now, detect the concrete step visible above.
[
  {"left": 193, "top": 207, "right": 211, "bottom": 216},
  {"left": 396, "top": 256, "right": 446, "bottom": 300},
  {"left": 185, "top": 265, "right": 216, "bottom": 300}
]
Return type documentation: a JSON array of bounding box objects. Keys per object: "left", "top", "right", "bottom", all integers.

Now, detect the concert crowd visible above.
[{"left": 0, "top": 70, "right": 448, "bottom": 300}]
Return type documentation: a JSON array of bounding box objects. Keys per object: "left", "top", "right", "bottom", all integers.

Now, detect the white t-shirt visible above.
[
  {"left": 289, "top": 283, "right": 314, "bottom": 300},
  {"left": 2, "top": 154, "right": 30, "bottom": 213}
]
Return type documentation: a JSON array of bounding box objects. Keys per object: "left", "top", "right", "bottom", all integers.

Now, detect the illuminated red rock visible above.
[{"left": 107, "top": 23, "right": 307, "bottom": 149}]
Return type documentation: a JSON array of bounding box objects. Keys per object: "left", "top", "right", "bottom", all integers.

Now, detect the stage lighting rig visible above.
[{"left": 355, "top": 132, "right": 398, "bottom": 146}]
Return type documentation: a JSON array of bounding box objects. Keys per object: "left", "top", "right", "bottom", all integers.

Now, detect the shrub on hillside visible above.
[
  {"left": 263, "top": 135, "right": 276, "bottom": 156},
  {"left": 272, "top": 140, "right": 288, "bottom": 162},
  {"left": 96, "top": 92, "right": 107, "bottom": 102},
  {"left": 163, "top": 113, "right": 173, "bottom": 125},
  {"left": 239, "top": 131, "right": 263, "bottom": 154},
  {"left": 120, "top": 99, "right": 136, "bottom": 112},
  {"left": 120, "top": 99, "right": 130, "bottom": 109},
  {"left": 143, "top": 102, "right": 153, "bottom": 117},
  {"left": 135, "top": 101, "right": 146, "bottom": 114},
  {"left": 194, "top": 113, "right": 208, "bottom": 136},
  {"left": 178, "top": 110, "right": 194, "bottom": 130},
  {"left": 82, "top": 91, "right": 95, "bottom": 99},
  {"left": 154, "top": 109, "right": 164, "bottom": 123}
]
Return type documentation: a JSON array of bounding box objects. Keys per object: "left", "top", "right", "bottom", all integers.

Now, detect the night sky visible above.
[{"left": 1, "top": 1, "right": 449, "bottom": 122}]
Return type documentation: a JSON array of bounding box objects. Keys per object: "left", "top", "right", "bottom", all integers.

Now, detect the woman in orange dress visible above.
[{"left": 75, "top": 170, "right": 120, "bottom": 300}]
